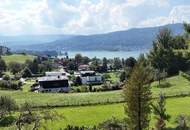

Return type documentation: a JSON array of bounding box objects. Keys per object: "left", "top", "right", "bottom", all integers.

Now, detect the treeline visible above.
[
  {"left": 0, "top": 55, "right": 57, "bottom": 90},
  {"left": 56, "top": 54, "right": 137, "bottom": 73}
]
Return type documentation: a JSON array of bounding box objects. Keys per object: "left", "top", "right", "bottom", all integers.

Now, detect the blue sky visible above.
[{"left": 0, "top": 0, "right": 190, "bottom": 35}]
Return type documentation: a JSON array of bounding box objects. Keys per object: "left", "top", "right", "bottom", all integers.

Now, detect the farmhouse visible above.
[
  {"left": 75, "top": 70, "right": 103, "bottom": 85},
  {"left": 38, "top": 71, "right": 70, "bottom": 92}
]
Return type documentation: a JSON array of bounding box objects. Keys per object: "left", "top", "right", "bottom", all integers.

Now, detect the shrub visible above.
[
  {"left": 74, "top": 76, "right": 82, "bottom": 86},
  {"left": 0, "top": 96, "right": 18, "bottom": 118},
  {"left": 2, "top": 75, "right": 10, "bottom": 81},
  {"left": 0, "top": 80, "right": 22, "bottom": 90},
  {"left": 179, "top": 71, "right": 190, "bottom": 81},
  {"left": 0, "top": 116, "right": 16, "bottom": 127},
  {"left": 64, "top": 125, "right": 97, "bottom": 130},
  {"left": 21, "top": 67, "right": 33, "bottom": 78},
  {"left": 8, "top": 62, "right": 23, "bottom": 74},
  {"left": 156, "top": 81, "right": 172, "bottom": 88},
  {"left": 175, "top": 114, "right": 190, "bottom": 130},
  {"left": 98, "top": 117, "right": 127, "bottom": 130}
]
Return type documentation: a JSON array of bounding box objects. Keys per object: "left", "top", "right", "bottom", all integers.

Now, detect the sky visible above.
[{"left": 0, "top": 0, "right": 190, "bottom": 35}]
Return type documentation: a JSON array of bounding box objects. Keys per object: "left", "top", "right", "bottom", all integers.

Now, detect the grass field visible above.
[
  {"left": 2, "top": 54, "right": 35, "bottom": 64},
  {"left": 1, "top": 96, "right": 190, "bottom": 130},
  {"left": 0, "top": 75, "right": 190, "bottom": 107},
  {"left": 29, "top": 96, "right": 190, "bottom": 129}
]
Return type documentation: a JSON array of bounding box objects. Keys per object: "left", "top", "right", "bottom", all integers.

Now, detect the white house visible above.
[{"left": 75, "top": 71, "right": 103, "bottom": 85}]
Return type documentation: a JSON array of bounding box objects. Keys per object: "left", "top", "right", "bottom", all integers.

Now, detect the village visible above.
[
  {"left": 1, "top": 0, "right": 190, "bottom": 128},
  {"left": 0, "top": 45, "right": 135, "bottom": 94}
]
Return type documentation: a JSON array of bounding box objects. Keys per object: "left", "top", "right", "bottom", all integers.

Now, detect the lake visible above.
[{"left": 59, "top": 50, "right": 149, "bottom": 59}]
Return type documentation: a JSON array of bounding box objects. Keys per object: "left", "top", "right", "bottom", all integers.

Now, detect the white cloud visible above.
[
  {"left": 140, "top": 5, "right": 190, "bottom": 27},
  {"left": 0, "top": 0, "right": 188, "bottom": 35}
]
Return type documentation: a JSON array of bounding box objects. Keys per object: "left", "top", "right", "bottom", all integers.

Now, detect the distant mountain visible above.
[
  {"left": 0, "top": 34, "right": 74, "bottom": 48},
  {"left": 1, "top": 23, "right": 184, "bottom": 51}
]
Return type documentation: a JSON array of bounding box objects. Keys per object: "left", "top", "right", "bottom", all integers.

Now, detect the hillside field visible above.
[
  {"left": 2, "top": 54, "right": 36, "bottom": 63},
  {"left": 0, "top": 75, "right": 189, "bottom": 107},
  {"left": 47, "top": 96, "right": 190, "bottom": 129}
]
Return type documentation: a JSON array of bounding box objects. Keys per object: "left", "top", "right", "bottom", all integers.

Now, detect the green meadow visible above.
[
  {"left": 2, "top": 54, "right": 35, "bottom": 64},
  {"left": 1, "top": 97, "right": 190, "bottom": 130},
  {"left": 0, "top": 75, "right": 189, "bottom": 107}
]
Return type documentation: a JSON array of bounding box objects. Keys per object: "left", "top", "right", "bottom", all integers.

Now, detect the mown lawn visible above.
[
  {"left": 0, "top": 75, "right": 190, "bottom": 107},
  {"left": 2, "top": 54, "right": 35, "bottom": 64},
  {"left": 1, "top": 96, "right": 190, "bottom": 130}
]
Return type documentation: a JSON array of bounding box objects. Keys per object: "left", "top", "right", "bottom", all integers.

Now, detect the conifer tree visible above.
[
  {"left": 152, "top": 93, "right": 170, "bottom": 130},
  {"left": 123, "top": 55, "right": 153, "bottom": 130}
]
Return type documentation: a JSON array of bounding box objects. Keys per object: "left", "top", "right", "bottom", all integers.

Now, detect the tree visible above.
[
  {"left": 154, "top": 69, "right": 167, "bottom": 86},
  {"left": 75, "top": 54, "right": 83, "bottom": 66},
  {"left": 81, "top": 56, "right": 90, "bottom": 64},
  {"left": 102, "top": 57, "right": 108, "bottom": 72},
  {"left": 90, "top": 57, "right": 100, "bottom": 71},
  {"left": 184, "top": 22, "right": 190, "bottom": 39},
  {"left": 67, "top": 59, "right": 77, "bottom": 71},
  {"left": 113, "top": 58, "right": 122, "bottom": 71},
  {"left": 123, "top": 55, "right": 153, "bottom": 130},
  {"left": 0, "top": 58, "right": 6, "bottom": 76},
  {"left": 148, "top": 28, "right": 175, "bottom": 75},
  {"left": 151, "top": 93, "right": 170, "bottom": 130},
  {"left": 172, "top": 35, "right": 188, "bottom": 49},
  {"left": 31, "top": 59, "right": 39, "bottom": 74},
  {"left": 125, "top": 57, "right": 137, "bottom": 68},
  {"left": 8, "top": 62, "right": 23, "bottom": 74},
  {"left": 21, "top": 67, "right": 33, "bottom": 78},
  {"left": 120, "top": 67, "right": 133, "bottom": 82}
]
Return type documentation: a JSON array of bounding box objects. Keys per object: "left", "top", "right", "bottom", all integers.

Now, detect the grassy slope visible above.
[
  {"left": 38, "top": 97, "right": 190, "bottom": 129},
  {"left": 1, "top": 97, "right": 190, "bottom": 129},
  {"left": 2, "top": 54, "right": 35, "bottom": 64},
  {"left": 0, "top": 75, "right": 190, "bottom": 107}
]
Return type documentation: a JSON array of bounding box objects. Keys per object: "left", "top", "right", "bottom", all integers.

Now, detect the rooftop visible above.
[{"left": 38, "top": 75, "right": 68, "bottom": 82}]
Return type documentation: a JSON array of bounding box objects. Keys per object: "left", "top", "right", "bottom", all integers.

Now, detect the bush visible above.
[
  {"left": 0, "top": 116, "right": 16, "bottom": 127},
  {"left": 64, "top": 125, "right": 97, "bottom": 130},
  {"left": 0, "top": 80, "right": 22, "bottom": 90},
  {"left": 74, "top": 76, "right": 82, "bottom": 86},
  {"left": 2, "top": 75, "right": 10, "bottom": 81},
  {"left": 101, "top": 82, "right": 122, "bottom": 91},
  {"left": 0, "top": 96, "right": 18, "bottom": 119},
  {"left": 156, "top": 81, "right": 172, "bottom": 88},
  {"left": 179, "top": 71, "right": 190, "bottom": 81},
  {"left": 102, "top": 73, "right": 111, "bottom": 81},
  {"left": 21, "top": 67, "right": 33, "bottom": 78},
  {"left": 8, "top": 62, "right": 23, "bottom": 74},
  {"left": 98, "top": 117, "right": 127, "bottom": 130}
]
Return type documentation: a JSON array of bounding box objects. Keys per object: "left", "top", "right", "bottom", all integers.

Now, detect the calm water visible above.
[{"left": 60, "top": 50, "right": 149, "bottom": 59}]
